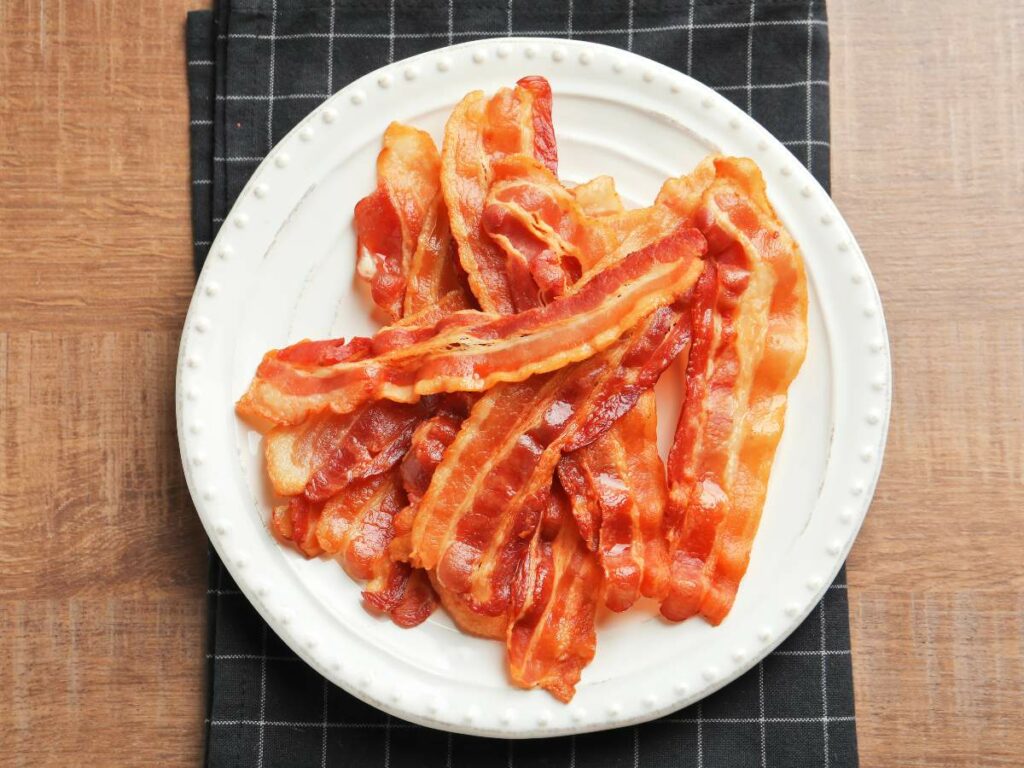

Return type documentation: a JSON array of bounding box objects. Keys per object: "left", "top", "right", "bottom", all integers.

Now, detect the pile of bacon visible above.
[{"left": 236, "top": 76, "right": 808, "bottom": 702}]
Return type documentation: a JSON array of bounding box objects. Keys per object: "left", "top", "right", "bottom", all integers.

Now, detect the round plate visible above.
[{"left": 177, "top": 37, "right": 890, "bottom": 738}]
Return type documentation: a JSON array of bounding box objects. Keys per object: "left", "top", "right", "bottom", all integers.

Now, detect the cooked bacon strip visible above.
[
  {"left": 316, "top": 472, "right": 403, "bottom": 576},
  {"left": 662, "top": 157, "right": 808, "bottom": 625},
  {"left": 398, "top": 395, "right": 475, "bottom": 506},
  {"left": 442, "top": 77, "right": 557, "bottom": 313},
  {"left": 558, "top": 391, "right": 669, "bottom": 610},
  {"left": 577, "top": 157, "right": 715, "bottom": 272},
  {"left": 408, "top": 374, "right": 580, "bottom": 616},
  {"left": 354, "top": 123, "right": 442, "bottom": 318},
  {"left": 563, "top": 300, "right": 693, "bottom": 454},
  {"left": 482, "top": 155, "right": 716, "bottom": 300},
  {"left": 275, "top": 336, "right": 373, "bottom": 366},
  {"left": 515, "top": 76, "right": 558, "bottom": 172},
  {"left": 507, "top": 487, "right": 601, "bottom": 702},
  {"left": 264, "top": 398, "right": 436, "bottom": 500},
  {"left": 408, "top": 296, "right": 695, "bottom": 616},
  {"left": 388, "top": 394, "right": 475, "bottom": 561},
  {"left": 236, "top": 226, "right": 706, "bottom": 426}
]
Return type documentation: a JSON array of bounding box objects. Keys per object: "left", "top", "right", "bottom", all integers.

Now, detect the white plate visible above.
[{"left": 177, "top": 38, "right": 890, "bottom": 738}]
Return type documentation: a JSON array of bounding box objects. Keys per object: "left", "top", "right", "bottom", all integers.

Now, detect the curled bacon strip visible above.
[
  {"left": 483, "top": 155, "right": 615, "bottom": 301},
  {"left": 662, "top": 157, "right": 808, "bottom": 625},
  {"left": 269, "top": 474, "right": 437, "bottom": 627},
  {"left": 354, "top": 123, "right": 442, "bottom": 318},
  {"left": 558, "top": 391, "right": 670, "bottom": 611},
  {"left": 507, "top": 487, "right": 601, "bottom": 702},
  {"left": 236, "top": 226, "right": 706, "bottom": 426},
  {"left": 442, "top": 77, "right": 557, "bottom": 314},
  {"left": 316, "top": 472, "right": 404, "bottom": 578},
  {"left": 363, "top": 565, "right": 438, "bottom": 629}
]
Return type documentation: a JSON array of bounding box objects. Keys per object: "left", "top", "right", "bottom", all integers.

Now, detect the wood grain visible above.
[
  {"left": 0, "top": 0, "right": 1021, "bottom": 766},
  {"left": 0, "top": 1, "right": 210, "bottom": 766},
  {"left": 829, "top": 1, "right": 1024, "bottom": 766}
]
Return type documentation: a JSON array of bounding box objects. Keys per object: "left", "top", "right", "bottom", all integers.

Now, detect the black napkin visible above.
[{"left": 188, "top": 3, "right": 857, "bottom": 766}]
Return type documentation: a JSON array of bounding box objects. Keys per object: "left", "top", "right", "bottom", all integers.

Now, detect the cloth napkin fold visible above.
[{"left": 188, "top": 2, "right": 857, "bottom": 766}]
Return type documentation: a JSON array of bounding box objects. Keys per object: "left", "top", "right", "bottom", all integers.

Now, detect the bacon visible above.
[
  {"left": 264, "top": 398, "right": 436, "bottom": 500},
  {"left": 481, "top": 155, "right": 714, "bottom": 299},
  {"left": 354, "top": 123, "right": 443, "bottom": 318},
  {"left": 388, "top": 394, "right": 476, "bottom": 563},
  {"left": 558, "top": 391, "right": 669, "bottom": 611},
  {"left": 514, "top": 76, "right": 558, "bottom": 172},
  {"left": 258, "top": 298, "right": 476, "bottom": 497},
  {"left": 563, "top": 300, "right": 693, "bottom": 453},
  {"left": 403, "top": 194, "right": 475, "bottom": 316},
  {"left": 442, "top": 77, "right": 558, "bottom": 313},
  {"left": 662, "top": 157, "right": 808, "bottom": 625},
  {"left": 398, "top": 395, "right": 475, "bottom": 505},
  {"left": 408, "top": 374, "right": 581, "bottom": 616},
  {"left": 507, "top": 487, "right": 601, "bottom": 702},
  {"left": 478, "top": 162, "right": 704, "bottom": 612},
  {"left": 364, "top": 565, "right": 438, "bottom": 629},
  {"left": 315, "top": 472, "right": 403, "bottom": 576},
  {"left": 275, "top": 336, "right": 373, "bottom": 366},
  {"left": 270, "top": 495, "right": 324, "bottom": 558},
  {"left": 407, "top": 297, "right": 696, "bottom": 617},
  {"left": 303, "top": 470, "right": 437, "bottom": 627},
  {"left": 236, "top": 225, "right": 706, "bottom": 426},
  {"left": 572, "top": 175, "right": 626, "bottom": 217},
  {"left": 483, "top": 155, "right": 614, "bottom": 300}
]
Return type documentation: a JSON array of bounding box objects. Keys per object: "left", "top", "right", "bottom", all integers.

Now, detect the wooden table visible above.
[{"left": 1, "top": 1, "right": 1021, "bottom": 765}]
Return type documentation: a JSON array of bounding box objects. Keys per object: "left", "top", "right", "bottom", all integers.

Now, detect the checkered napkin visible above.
[{"left": 187, "top": 3, "right": 857, "bottom": 766}]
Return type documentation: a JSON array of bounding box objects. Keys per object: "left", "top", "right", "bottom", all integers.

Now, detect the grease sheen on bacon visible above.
[
  {"left": 235, "top": 225, "right": 706, "bottom": 426},
  {"left": 662, "top": 157, "right": 808, "bottom": 625}
]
